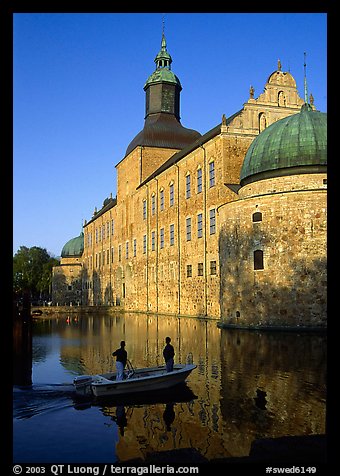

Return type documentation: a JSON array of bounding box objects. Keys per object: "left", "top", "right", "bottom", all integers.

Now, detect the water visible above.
[{"left": 13, "top": 312, "right": 326, "bottom": 463}]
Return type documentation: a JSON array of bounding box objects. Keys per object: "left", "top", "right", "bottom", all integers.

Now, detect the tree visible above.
[{"left": 13, "top": 246, "right": 60, "bottom": 301}]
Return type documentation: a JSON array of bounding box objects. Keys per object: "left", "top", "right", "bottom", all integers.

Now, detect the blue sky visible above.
[{"left": 13, "top": 13, "right": 327, "bottom": 257}]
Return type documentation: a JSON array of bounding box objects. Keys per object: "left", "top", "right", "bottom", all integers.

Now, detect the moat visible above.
[{"left": 13, "top": 312, "right": 326, "bottom": 463}]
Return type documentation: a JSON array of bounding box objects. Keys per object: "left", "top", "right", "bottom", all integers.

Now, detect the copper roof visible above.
[{"left": 125, "top": 112, "right": 201, "bottom": 157}]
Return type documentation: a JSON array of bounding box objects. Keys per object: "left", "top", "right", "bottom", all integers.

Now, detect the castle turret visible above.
[{"left": 125, "top": 32, "right": 201, "bottom": 156}]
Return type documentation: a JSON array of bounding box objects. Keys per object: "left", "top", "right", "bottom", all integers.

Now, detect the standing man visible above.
[
  {"left": 163, "top": 336, "right": 175, "bottom": 372},
  {"left": 112, "top": 341, "right": 127, "bottom": 381}
]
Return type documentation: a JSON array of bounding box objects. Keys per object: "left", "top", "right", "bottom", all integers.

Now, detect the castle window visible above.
[
  {"left": 133, "top": 239, "right": 137, "bottom": 257},
  {"left": 111, "top": 247, "right": 114, "bottom": 263},
  {"left": 160, "top": 228, "right": 164, "bottom": 249},
  {"left": 169, "top": 183, "right": 174, "bottom": 206},
  {"left": 259, "top": 113, "right": 267, "bottom": 132},
  {"left": 254, "top": 250, "right": 264, "bottom": 270},
  {"left": 143, "top": 199, "right": 147, "bottom": 220},
  {"left": 151, "top": 194, "right": 156, "bottom": 215},
  {"left": 210, "top": 260, "right": 217, "bottom": 275},
  {"left": 198, "top": 262, "right": 204, "bottom": 276},
  {"left": 278, "top": 91, "right": 286, "bottom": 107},
  {"left": 118, "top": 245, "right": 122, "bottom": 262},
  {"left": 160, "top": 189, "right": 164, "bottom": 211},
  {"left": 143, "top": 235, "right": 147, "bottom": 254},
  {"left": 186, "top": 174, "right": 191, "bottom": 199},
  {"left": 126, "top": 241, "right": 129, "bottom": 259},
  {"left": 187, "top": 264, "right": 192, "bottom": 278},
  {"left": 197, "top": 213, "right": 203, "bottom": 238},
  {"left": 197, "top": 168, "right": 202, "bottom": 193},
  {"left": 209, "top": 161, "right": 215, "bottom": 187},
  {"left": 252, "top": 212, "right": 263, "bottom": 222},
  {"left": 209, "top": 208, "right": 216, "bottom": 234},
  {"left": 170, "top": 224, "right": 175, "bottom": 246},
  {"left": 107, "top": 249, "right": 109, "bottom": 265},
  {"left": 111, "top": 219, "right": 114, "bottom": 235},
  {"left": 151, "top": 231, "right": 155, "bottom": 251},
  {"left": 107, "top": 222, "right": 110, "bottom": 238},
  {"left": 186, "top": 217, "right": 192, "bottom": 241}
]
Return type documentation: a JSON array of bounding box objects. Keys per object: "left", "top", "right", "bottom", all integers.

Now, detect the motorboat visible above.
[
  {"left": 73, "top": 383, "right": 197, "bottom": 410},
  {"left": 73, "top": 362, "right": 197, "bottom": 398}
]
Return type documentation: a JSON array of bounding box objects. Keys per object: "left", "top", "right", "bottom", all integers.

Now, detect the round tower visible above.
[{"left": 219, "top": 104, "right": 327, "bottom": 329}]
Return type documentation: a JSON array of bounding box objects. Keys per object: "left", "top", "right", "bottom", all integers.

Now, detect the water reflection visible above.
[
  {"left": 13, "top": 311, "right": 32, "bottom": 386},
  {"left": 15, "top": 312, "right": 326, "bottom": 462}
]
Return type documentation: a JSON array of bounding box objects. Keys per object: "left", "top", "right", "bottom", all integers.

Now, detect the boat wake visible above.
[
  {"left": 13, "top": 383, "right": 76, "bottom": 420},
  {"left": 13, "top": 381, "right": 198, "bottom": 420}
]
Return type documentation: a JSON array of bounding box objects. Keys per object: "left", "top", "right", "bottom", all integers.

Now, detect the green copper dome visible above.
[
  {"left": 61, "top": 233, "right": 84, "bottom": 258},
  {"left": 240, "top": 104, "right": 327, "bottom": 185},
  {"left": 144, "top": 68, "right": 181, "bottom": 89}
]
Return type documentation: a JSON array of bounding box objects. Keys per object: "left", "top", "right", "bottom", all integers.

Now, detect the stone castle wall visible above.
[
  {"left": 54, "top": 66, "right": 326, "bottom": 327},
  {"left": 218, "top": 174, "right": 327, "bottom": 328}
]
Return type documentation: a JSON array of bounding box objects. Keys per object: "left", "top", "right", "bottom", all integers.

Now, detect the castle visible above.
[{"left": 52, "top": 32, "right": 327, "bottom": 329}]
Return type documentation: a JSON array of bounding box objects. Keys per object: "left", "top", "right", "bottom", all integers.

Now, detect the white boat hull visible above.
[{"left": 74, "top": 364, "right": 196, "bottom": 398}]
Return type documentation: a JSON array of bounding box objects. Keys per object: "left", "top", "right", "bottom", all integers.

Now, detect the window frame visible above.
[
  {"left": 197, "top": 167, "right": 202, "bottom": 194},
  {"left": 186, "top": 174, "right": 191, "bottom": 199},
  {"left": 209, "top": 208, "right": 216, "bottom": 235},
  {"left": 209, "top": 161, "right": 215, "bottom": 188},
  {"left": 254, "top": 249, "right": 264, "bottom": 270},
  {"left": 186, "top": 217, "right": 192, "bottom": 241}
]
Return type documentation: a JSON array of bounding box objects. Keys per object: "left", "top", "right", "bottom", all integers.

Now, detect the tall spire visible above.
[
  {"left": 154, "top": 26, "right": 172, "bottom": 70},
  {"left": 304, "top": 52, "right": 309, "bottom": 104}
]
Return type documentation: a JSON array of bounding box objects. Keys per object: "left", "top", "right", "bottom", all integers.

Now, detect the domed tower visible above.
[
  {"left": 240, "top": 103, "right": 327, "bottom": 185},
  {"left": 219, "top": 104, "right": 327, "bottom": 329},
  {"left": 125, "top": 32, "right": 201, "bottom": 157},
  {"left": 61, "top": 233, "right": 84, "bottom": 259},
  {"left": 52, "top": 233, "right": 84, "bottom": 306}
]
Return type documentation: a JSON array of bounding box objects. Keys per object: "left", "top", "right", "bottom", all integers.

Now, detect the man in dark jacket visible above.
[
  {"left": 163, "top": 336, "right": 175, "bottom": 372},
  {"left": 112, "top": 341, "right": 127, "bottom": 381}
]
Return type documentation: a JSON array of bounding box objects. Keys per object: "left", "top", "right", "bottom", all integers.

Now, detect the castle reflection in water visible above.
[{"left": 39, "top": 312, "right": 326, "bottom": 461}]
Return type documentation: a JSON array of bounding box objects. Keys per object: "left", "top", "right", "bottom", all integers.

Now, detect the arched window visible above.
[
  {"left": 278, "top": 91, "right": 286, "bottom": 107},
  {"left": 254, "top": 250, "right": 264, "bottom": 270},
  {"left": 259, "top": 113, "right": 267, "bottom": 132}
]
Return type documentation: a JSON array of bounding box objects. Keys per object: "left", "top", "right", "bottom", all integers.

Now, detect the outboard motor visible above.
[{"left": 73, "top": 375, "right": 93, "bottom": 396}]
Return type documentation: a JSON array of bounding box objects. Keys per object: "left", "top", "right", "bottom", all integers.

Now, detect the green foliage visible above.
[{"left": 13, "top": 246, "right": 60, "bottom": 300}]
